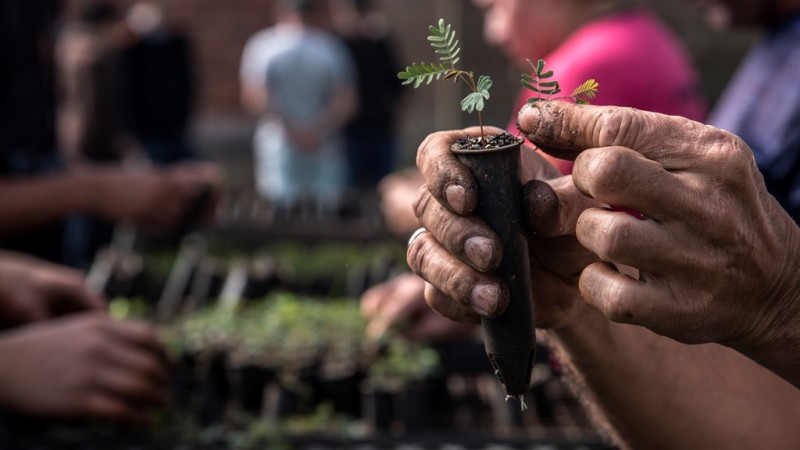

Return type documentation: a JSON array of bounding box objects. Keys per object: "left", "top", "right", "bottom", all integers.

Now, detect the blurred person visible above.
[
  {"left": 334, "top": 0, "right": 404, "bottom": 192},
  {"left": 0, "top": 0, "right": 221, "bottom": 268},
  {"left": 0, "top": 250, "right": 168, "bottom": 424},
  {"left": 124, "top": 1, "right": 197, "bottom": 165},
  {"left": 240, "top": 0, "right": 357, "bottom": 209},
  {"left": 0, "top": 0, "right": 199, "bottom": 427},
  {"left": 56, "top": 0, "right": 134, "bottom": 164}
]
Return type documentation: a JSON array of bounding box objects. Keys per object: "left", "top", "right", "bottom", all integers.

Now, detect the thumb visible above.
[{"left": 517, "top": 101, "right": 710, "bottom": 167}]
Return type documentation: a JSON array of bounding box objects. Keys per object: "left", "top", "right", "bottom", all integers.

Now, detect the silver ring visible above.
[{"left": 408, "top": 227, "right": 428, "bottom": 247}]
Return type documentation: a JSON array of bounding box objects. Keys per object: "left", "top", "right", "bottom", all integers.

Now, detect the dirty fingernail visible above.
[
  {"left": 445, "top": 185, "right": 466, "bottom": 212},
  {"left": 471, "top": 284, "right": 499, "bottom": 316},
  {"left": 518, "top": 103, "right": 542, "bottom": 136},
  {"left": 465, "top": 236, "right": 494, "bottom": 270}
]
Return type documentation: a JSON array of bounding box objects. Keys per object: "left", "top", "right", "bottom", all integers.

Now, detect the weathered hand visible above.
[
  {"left": 0, "top": 313, "right": 169, "bottom": 423},
  {"left": 0, "top": 252, "right": 105, "bottom": 324},
  {"left": 517, "top": 101, "right": 800, "bottom": 355},
  {"left": 407, "top": 126, "right": 601, "bottom": 330},
  {"left": 361, "top": 273, "right": 477, "bottom": 342}
]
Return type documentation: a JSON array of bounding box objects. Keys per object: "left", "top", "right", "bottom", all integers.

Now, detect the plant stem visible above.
[{"left": 461, "top": 72, "right": 485, "bottom": 142}]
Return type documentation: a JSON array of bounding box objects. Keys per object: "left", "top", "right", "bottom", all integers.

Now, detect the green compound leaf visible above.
[
  {"left": 572, "top": 78, "right": 599, "bottom": 103},
  {"left": 461, "top": 92, "right": 486, "bottom": 113},
  {"left": 521, "top": 59, "right": 599, "bottom": 104},
  {"left": 427, "top": 19, "right": 461, "bottom": 68},
  {"left": 476, "top": 75, "right": 493, "bottom": 100},
  {"left": 398, "top": 62, "right": 451, "bottom": 88}
]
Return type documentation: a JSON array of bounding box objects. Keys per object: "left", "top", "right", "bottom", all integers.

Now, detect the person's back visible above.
[
  {"left": 265, "top": 28, "right": 346, "bottom": 124},
  {"left": 240, "top": 0, "right": 357, "bottom": 208}
]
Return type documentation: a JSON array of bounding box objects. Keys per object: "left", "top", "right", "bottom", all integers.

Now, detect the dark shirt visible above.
[
  {"left": 0, "top": 0, "right": 60, "bottom": 159},
  {"left": 0, "top": 0, "right": 66, "bottom": 263},
  {"left": 343, "top": 32, "right": 402, "bottom": 133},
  {"left": 124, "top": 30, "right": 193, "bottom": 140}
]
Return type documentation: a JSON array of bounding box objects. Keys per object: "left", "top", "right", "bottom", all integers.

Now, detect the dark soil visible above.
[{"left": 451, "top": 132, "right": 522, "bottom": 152}]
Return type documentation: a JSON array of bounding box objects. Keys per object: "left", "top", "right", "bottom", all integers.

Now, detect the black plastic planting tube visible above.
[{"left": 451, "top": 136, "right": 535, "bottom": 399}]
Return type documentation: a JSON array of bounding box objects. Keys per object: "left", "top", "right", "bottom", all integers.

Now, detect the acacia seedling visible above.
[
  {"left": 521, "top": 58, "right": 599, "bottom": 104},
  {"left": 397, "top": 19, "right": 493, "bottom": 142}
]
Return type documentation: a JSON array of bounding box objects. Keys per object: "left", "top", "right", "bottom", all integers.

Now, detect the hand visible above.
[
  {"left": 0, "top": 251, "right": 104, "bottom": 324},
  {"left": 407, "top": 126, "right": 600, "bottom": 330},
  {"left": 0, "top": 312, "right": 169, "bottom": 423},
  {"left": 286, "top": 123, "right": 324, "bottom": 154},
  {"left": 517, "top": 101, "right": 800, "bottom": 349},
  {"left": 377, "top": 169, "right": 423, "bottom": 238},
  {"left": 361, "top": 273, "right": 478, "bottom": 342},
  {"left": 88, "top": 162, "right": 222, "bottom": 235}
]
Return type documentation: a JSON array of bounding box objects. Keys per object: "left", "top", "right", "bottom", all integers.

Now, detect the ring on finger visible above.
[{"left": 408, "top": 227, "right": 428, "bottom": 247}]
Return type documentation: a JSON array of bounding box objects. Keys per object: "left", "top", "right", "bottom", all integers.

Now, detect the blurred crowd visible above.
[{"left": 0, "top": 0, "right": 406, "bottom": 429}]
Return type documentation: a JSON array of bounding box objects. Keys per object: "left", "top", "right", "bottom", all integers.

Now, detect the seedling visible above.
[
  {"left": 521, "top": 58, "right": 599, "bottom": 104},
  {"left": 397, "top": 19, "right": 493, "bottom": 141},
  {"left": 399, "top": 20, "right": 601, "bottom": 407}
]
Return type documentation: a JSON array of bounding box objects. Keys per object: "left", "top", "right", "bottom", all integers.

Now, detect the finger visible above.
[
  {"left": 416, "top": 127, "right": 506, "bottom": 215},
  {"left": 572, "top": 146, "right": 690, "bottom": 222},
  {"left": 48, "top": 277, "right": 107, "bottom": 315},
  {"left": 576, "top": 207, "right": 677, "bottom": 272},
  {"left": 366, "top": 288, "right": 427, "bottom": 339},
  {"left": 361, "top": 283, "right": 390, "bottom": 319},
  {"left": 579, "top": 262, "right": 669, "bottom": 330},
  {"left": 517, "top": 102, "right": 719, "bottom": 168},
  {"left": 414, "top": 187, "right": 502, "bottom": 272},
  {"left": 105, "top": 320, "right": 170, "bottom": 365},
  {"left": 103, "top": 341, "right": 170, "bottom": 386},
  {"left": 84, "top": 392, "right": 148, "bottom": 424},
  {"left": 523, "top": 176, "right": 601, "bottom": 237},
  {"left": 407, "top": 231, "right": 507, "bottom": 318},
  {"left": 95, "top": 367, "right": 167, "bottom": 407},
  {"left": 423, "top": 282, "right": 481, "bottom": 325},
  {"left": 404, "top": 307, "right": 478, "bottom": 342}
]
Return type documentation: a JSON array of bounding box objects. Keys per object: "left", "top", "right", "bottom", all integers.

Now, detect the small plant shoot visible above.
[
  {"left": 521, "top": 59, "right": 599, "bottom": 105},
  {"left": 397, "top": 19, "right": 492, "bottom": 141}
]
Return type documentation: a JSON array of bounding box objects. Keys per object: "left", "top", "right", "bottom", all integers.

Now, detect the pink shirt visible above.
[{"left": 508, "top": 10, "right": 707, "bottom": 174}]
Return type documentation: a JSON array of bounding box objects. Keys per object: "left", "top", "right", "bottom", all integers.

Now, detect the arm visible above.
[
  {"left": 0, "top": 163, "right": 221, "bottom": 236},
  {"left": 548, "top": 307, "right": 800, "bottom": 449},
  {"left": 0, "top": 172, "right": 95, "bottom": 235}
]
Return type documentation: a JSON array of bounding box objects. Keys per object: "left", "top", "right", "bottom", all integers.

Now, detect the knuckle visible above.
[
  {"left": 593, "top": 107, "right": 639, "bottom": 148},
  {"left": 578, "top": 147, "right": 631, "bottom": 197},
  {"left": 406, "top": 233, "right": 437, "bottom": 278},
  {"left": 593, "top": 215, "right": 633, "bottom": 262},
  {"left": 412, "top": 186, "right": 432, "bottom": 222},
  {"left": 706, "top": 130, "right": 756, "bottom": 178}
]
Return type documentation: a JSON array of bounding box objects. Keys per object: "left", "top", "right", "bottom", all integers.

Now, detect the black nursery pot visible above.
[{"left": 450, "top": 134, "right": 535, "bottom": 398}]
